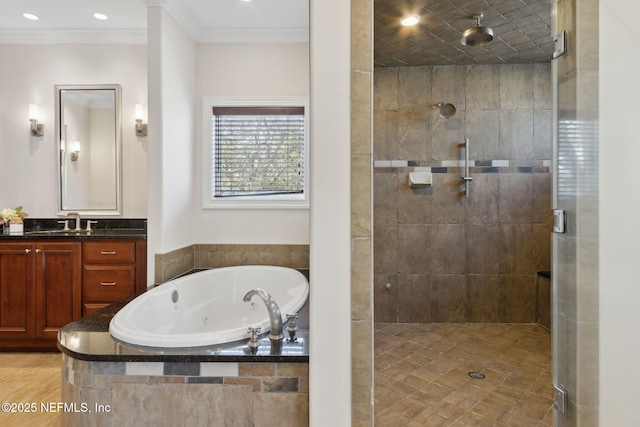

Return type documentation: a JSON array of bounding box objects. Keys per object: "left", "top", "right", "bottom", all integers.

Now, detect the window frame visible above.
[{"left": 201, "top": 96, "right": 310, "bottom": 209}]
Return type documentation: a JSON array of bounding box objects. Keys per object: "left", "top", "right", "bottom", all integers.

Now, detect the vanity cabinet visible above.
[
  {"left": 0, "top": 238, "right": 146, "bottom": 349},
  {"left": 82, "top": 240, "right": 147, "bottom": 315},
  {"left": 0, "top": 243, "right": 35, "bottom": 341},
  {"left": 0, "top": 242, "right": 81, "bottom": 347}
]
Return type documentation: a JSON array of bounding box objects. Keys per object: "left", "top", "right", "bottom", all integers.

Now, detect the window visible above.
[{"left": 202, "top": 97, "right": 309, "bottom": 209}]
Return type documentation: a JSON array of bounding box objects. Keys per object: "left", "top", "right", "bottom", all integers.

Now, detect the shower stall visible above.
[
  {"left": 369, "top": 0, "right": 599, "bottom": 425},
  {"left": 373, "top": 63, "right": 553, "bottom": 324}
]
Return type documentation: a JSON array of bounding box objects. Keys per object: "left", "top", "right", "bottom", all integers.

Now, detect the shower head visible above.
[
  {"left": 460, "top": 13, "right": 494, "bottom": 46},
  {"left": 433, "top": 102, "right": 456, "bottom": 119}
]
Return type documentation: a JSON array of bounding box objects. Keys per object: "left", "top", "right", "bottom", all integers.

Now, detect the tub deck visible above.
[{"left": 58, "top": 295, "right": 309, "bottom": 363}]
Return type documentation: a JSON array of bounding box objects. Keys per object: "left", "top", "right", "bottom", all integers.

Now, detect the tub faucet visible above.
[{"left": 242, "top": 288, "right": 283, "bottom": 342}]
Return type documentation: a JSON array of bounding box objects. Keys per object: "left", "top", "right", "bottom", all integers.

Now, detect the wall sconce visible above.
[
  {"left": 135, "top": 104, "right": 148, "bottom": 137},
  {"left": 29, "top": 104, "right": 44, "bottom": 136},
  {"left": 70, "top": 141, "right": 80, "bottom": 161}
]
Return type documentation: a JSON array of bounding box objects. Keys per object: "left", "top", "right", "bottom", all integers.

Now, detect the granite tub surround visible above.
[
  {"left": 58, "top": 296, "right": 309, "bottom": 362},
  {"left": 58, "top": 296, "right": 310, "bottom": 425},
  {"left": 155, "top": 243, "right": 309, "bottom": 284},
  {"left": 373, "top": 63, "right": 553, "bottom": 324}
]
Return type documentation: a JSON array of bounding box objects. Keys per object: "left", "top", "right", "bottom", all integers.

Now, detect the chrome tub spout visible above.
[{"left": 243, "top": 288, "right": 283, "bottom": 341}]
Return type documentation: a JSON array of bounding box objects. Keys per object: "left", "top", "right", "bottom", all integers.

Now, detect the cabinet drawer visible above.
[
  {"left": 83, "top": 266, "right": 135, "bottom": 300},
  {"left": 83, "top": 242, "right": 135, "bottom": 264}
]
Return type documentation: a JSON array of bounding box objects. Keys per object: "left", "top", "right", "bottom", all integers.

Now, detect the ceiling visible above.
[
  {"left": 374, "top": 0, "right": 554, "bottom": 66},
  {"left": 0, "top": 0, "right": 552, "bottom": 65},
  {"left": 0, "top": 0, "right": 308, "bottom": 44}
]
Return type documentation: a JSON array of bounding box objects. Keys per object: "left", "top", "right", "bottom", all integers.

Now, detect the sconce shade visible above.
[
  {"left": 29, "top": 104, "right": 44, "bottom": 136},
  {"left": 29, "top": 104, "right": 39, "bottom": 121},
  {"left": 70, "top": 141, "right": 80, "bottom": 161},
  {"left": 135, "top": 104, "right": 148, "bottom": 137}
]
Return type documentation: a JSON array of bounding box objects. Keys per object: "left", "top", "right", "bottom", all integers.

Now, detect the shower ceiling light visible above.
[
  {"left": 93, "top": 13, "right": 108, "bottom": 21},
  {"left": 22, "top": 13, "right": 39, "bottom": 21},
  {"left": 401, "top": 14, "right": 420, "bottom": 27}
]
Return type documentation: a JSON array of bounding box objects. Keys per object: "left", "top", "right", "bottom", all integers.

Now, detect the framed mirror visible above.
[{"left": 55, "top": 84, "right": 122, "bottom": 215}]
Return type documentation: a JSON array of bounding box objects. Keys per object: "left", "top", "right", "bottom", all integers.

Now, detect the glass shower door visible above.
[{"left": 551, "top": 0, "right": 599, "bottom": 425}]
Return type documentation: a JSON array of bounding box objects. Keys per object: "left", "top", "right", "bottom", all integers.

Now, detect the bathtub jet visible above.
[
  {"left": 243, "top": 288, "right": 284, "bottom": 342},
  {"left": 109, "top": 266, "right": 309, "bottom": 348}
]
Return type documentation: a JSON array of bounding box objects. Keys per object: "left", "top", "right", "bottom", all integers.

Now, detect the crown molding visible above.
[{"left": 0, "top": 29, "right": 146, "bottom": 45}]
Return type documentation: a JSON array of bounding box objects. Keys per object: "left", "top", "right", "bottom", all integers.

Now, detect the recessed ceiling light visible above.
[
  {"left": 23, "top": 13, "right": 39, "bottom": 21},
  {"left": 401, "top": 14, "right": 420, "bottom": 27},
  {"left": 93, "top": 13, "right": 108, "bottom": 21}
]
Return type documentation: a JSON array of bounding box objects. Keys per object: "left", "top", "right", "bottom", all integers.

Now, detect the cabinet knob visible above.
[
  {"left": 35, "top": 249, "right": 41, "bottom": 253},
  {"left": 25, "top": 249, "right": 31, "bottom": 253}
]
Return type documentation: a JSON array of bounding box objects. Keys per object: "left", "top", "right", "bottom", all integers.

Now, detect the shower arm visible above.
[{"left": 461, "top": 138, "right": 473, "bottom": 196}]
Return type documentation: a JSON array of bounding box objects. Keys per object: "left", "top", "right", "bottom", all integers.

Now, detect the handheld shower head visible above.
[
  {"left": 460, "top": 13, "right": 494, "bottom": 46},
  {"left": 433, "top": 102, "right": 456, "bottom": 119}
]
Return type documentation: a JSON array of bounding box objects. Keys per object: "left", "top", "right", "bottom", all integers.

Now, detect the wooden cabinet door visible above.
[
  {"left": 34, "top": 242, "right": 81, "bottom": 340},
  {"left": 0, "top": 243, "right": 35, "bottom": 339}
]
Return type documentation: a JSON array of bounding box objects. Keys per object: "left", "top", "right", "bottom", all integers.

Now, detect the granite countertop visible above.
[
  {"left": 57, "top": 293, "right": 309, "bottom": 363},
  {"left": 1, "top": 218, "right": 147, "bottom": 240}
]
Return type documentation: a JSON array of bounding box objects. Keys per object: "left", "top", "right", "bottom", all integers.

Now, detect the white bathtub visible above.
[{"left": 109, "top": 266, "right": 309, "bottom": 348}]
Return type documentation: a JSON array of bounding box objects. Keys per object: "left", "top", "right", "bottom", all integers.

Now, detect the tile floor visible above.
[
  {"left": 0, "top": 352, "right": 62, "bottom": 427},
  {"left": 0, "top": 326, "right": 552, "bottom": 427},
  {"left": 375, "top": 323, "right": 553, "bottom": 426}
]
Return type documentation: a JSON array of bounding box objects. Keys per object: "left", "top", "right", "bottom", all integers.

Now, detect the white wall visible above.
[
  {"left": 599, "top": 1, "right": 640, "bottom": 425},
  {"left": 146, "top": 6, "right": 197, "bottom": 268},
  {"left": 308, "top": 0, "right": 352, "bottom": 424},
  {"left": 0, "top": 44, "right": 147, "bottom": 218},
  {"left": 193, "top": 43, "right": 310, "bottom": 244}
]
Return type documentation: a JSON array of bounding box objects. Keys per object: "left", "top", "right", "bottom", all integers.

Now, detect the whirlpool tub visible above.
[{"left": 109, "top": 265, "right": 309, "bottom": 348}]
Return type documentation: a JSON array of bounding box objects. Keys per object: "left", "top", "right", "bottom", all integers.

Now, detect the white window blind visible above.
[{"left": 212, "top": 106, "right": 305, "bottom": 198}]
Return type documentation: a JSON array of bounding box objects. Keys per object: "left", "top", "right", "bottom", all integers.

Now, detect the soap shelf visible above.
[{"left": 408, "top": 171, "right": 432, "bottom": 188}]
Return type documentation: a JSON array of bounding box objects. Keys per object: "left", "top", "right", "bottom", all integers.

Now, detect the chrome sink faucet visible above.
[
  {"left": 242, "top": 288, "right": 283, "bottom": 342},
  {"left": 65, "top": 212, "right": 82, "bottom": 231}
]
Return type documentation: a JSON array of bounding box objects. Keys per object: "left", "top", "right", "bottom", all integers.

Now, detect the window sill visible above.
[{"left": 202, "top": 199, "right": 309, "bottom": 210}]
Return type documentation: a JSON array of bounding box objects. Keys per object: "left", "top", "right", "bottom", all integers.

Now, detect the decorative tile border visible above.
[{"left": 374, "top": 159, "right": 552, "bottom": 173}]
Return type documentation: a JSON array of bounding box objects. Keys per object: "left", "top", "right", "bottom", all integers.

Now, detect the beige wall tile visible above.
[
  {"left": 374, "top": 273, "right": 398, "bottom": 322},
  {"left": 397, "top": 274, "right": 431, "bottom": 322},
  {"left": 398, "top": 224, "right": 430, "bottom": 274},
  {"left": 111, "top": 383, "right": 184, "bottom": 427},
  {"left": 499, "top": 109, "right": 534, "bottom": 160},
  {"left": 466, "top": 64, "right": 499, "bottom": 109},
  {"left": 183, "top": 384, "right": 252, "bottom": 427},
  {"left": 431, "top": 274, "right": 466, "bottom": 322},
  {"left": 500, "top": 64, "right": 533, "bottom": 110},
  {"left": 253, "top": 392, "right": 309, "bottom": 427},
  {"left": 465, "top": 275, "right": 500, "bottom": 322},
  {"left": 499, "top": 275, "right": 536, "bottom": 322}
]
